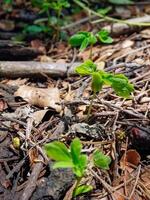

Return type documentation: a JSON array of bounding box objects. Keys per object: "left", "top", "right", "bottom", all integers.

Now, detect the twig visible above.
[
  {"left": 128, "top": 165, "right": 141, "bottom": 200},
  {"left": 113, "top": 44, "right": 150, "bottom": 65},
  {"left": 73, "top": 0, "right": 150, "bottom": 26}
]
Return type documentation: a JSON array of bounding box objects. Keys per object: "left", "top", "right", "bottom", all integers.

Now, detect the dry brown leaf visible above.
[
  {"left": 31, "top": 109, "right": 49, "bottom": 126},
  {"left": 31, "top": 39, "right": 46, "bottom": 54},
  {"left": 28, "top": 148, "right": 39, "bottom": 166},
  {"left": 141, "top": 29, "right": 150, "bottom": 39},
  {"left": 120, "top": 149, "right": 141, "bottom": 170},
  {"left": 121, "top": 40, "right": 134, "bottom": 49},
  {"left": 113, "top": 187, "right": 125, "bottom": 200},
  {"left": 15, "top": 85, "right": 61, "bottom": 112},
  {"left": 39, "top": 55, "right": 53, "bottom": 62},
  {"left": 5, "top": 78, "right": 28, "bottom": 86}
]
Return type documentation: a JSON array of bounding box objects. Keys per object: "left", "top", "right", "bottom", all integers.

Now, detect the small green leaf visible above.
[
  {"left": 70, "top": 138, "right": 82, "bottom": 165},
  {"left": 44, "top": 141, "right": 71, "bottom": 162},
  {"left": 97, "top": 7, "right": 112, "bottom": 16},
  {"left": 53, "top": 161, "right": 74, "bottom": 169},
  {"left": 80, "top": 38, "right": 90, "bottom": 51},
  {"left": 69, "top": 32, "right": 87, "bottom": 47},
  {"left": 75, "top": 59, "right": 97, "bottom": 76},
  {"left": 97, "top": 29, "right": 113, "bottom": 44},
  {"left": 89, "top": 33, "right": 97, "bottom": 45},
  {"left": 107, "top": 74, "right": 134, "bottom": 98},
  {"left": 91, "top": 72, "right": 103, "bottom": 93},
  {"left": 73, "top": 154, "right": 88, "bottom": 178},
  {"left": 93, "top": 150, "right": 111, "bottom": 170},
  {"left": 73, "top": 185, "right": 93, "bottom": 197}
]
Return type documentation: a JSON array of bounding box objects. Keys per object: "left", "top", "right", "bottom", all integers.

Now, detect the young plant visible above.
[
  {"left": 69, "top": 29, "right": 113, "bottom": 58},
  {"left": 75, "top": 60, "right": 134, "bottom": 120},
  {"left": 44, "top": 138, "right": 92, "bottom": 197},
  {"left": 32, "top": 0, "right": 70, "bottom": 39},
  {"left": 44, "top": 137, "right": 111, "bottom": 197}
]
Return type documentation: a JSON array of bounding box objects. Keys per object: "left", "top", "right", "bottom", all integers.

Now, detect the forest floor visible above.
[{"left": 0, "top": 1, "right": 150, "bottom": 200}]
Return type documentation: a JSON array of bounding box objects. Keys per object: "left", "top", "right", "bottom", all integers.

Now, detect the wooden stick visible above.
[{"left": 0, "top": 61, "right": 80, "bottom": 78}]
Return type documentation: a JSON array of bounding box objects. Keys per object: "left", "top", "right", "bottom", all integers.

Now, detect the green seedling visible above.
[
  {"left": 69, "top": 31, "right": 97, "bottom": 58},
  {"left": 69, "top": 29, "right": 113, "bottom": 58},
  {"left": 97, "top": 29, "right": 113, "bottom": 44},
  {"left": 32, "top": 0, "right": 70, "bottom": 39},
  {"left": 75, "top": 59, "right": 134, "bottom": 120},
  {"left": 44, "top": 137, "right": 111, "bottom": 197}
]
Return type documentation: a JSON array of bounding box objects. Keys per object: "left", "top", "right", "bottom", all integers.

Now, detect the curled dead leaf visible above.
[
  {"left": 120, "top": 149, "right": 141, "bottom": 170},
  {"left": 14, "top": 85, "right": 61, "bottom": 112}
]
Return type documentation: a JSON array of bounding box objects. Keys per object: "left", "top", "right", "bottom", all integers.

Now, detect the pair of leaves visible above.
[
  {"left": 75, "top": 60, "right": 134, "bottom": 98},
  {"left": 44, "top": 138, "right": 87, "bottom": 178},
  {"left": 93, "top": 150, "right": 111, "bottom": 170},
  {"left": 69, "top": 31, "right": 97, "bottom": 52},
  {"left": 69, "top": 29, "right": 113, "bottom": 51},
  {"left": 97, "top": 29, "right": 113, "bottom": 44}
]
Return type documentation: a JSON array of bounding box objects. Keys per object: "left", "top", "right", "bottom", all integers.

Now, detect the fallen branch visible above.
[
  {"left": 95, "top": 15, "right": 150, "bottom": 35},
  {"left": 0, "top": 61, "right": 80, "bottom": 78}
]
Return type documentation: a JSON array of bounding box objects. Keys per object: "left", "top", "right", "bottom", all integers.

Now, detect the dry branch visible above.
[
  {"left": 103, "top": 15, "right": 150, "bottom": 35},
  {"left": 0, "top": 61, "right": 80, "bottom": 78}
]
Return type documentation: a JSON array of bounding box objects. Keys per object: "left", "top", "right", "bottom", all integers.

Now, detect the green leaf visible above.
[
  {"left": 97, "top": 7, "right": 112, "bottom": 16},
  {"left": 73, "top": 185, "right": 93, "bottom": 197},
  {"left": 93, "top": 150, "right": 111, "bottom": 170},
  {"left": 53, "top": 161, "right": 74, "bottom": 169},
  {"left": 23, "top": 25, "right": 46, "bottom": 35},
  {"left": 73, "top": 154, "right": 88, "bottom": 178},
  {"left": 80, "top": 38, "right": 90, "bottom": 51},
  {"left": 109, "top": 0, "right": 133, "bottom": 5},
  {"left": 69, "top": 32, "right": 87, "bottom": 47},
  {"left": 107, "top": 74, "right": 134, "bottom": 98},
  {"left": 91, "top": 72, "right": 103, "bottom": 93},
  {"left": 44, "top": 141, "right": 71, "bottom": 162},
  {"left": 97, "top": 29, "right": 113, "bottom": 44},
  {"left": 70, "top": 138, "right": 82, "bottom": 165},
  {"left": 75, "top": 59, "right": 97, "bottom": 76},
  {"left": 89, "top": 33, "right": 97, "bottom": 45}
]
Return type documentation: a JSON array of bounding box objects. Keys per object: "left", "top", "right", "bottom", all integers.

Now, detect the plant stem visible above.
[
  {"left": 89, "top": 44, "right": 93, "bottom": 59},
  {"left": 86, "top": 92, "right": 96, "bottom": 122},
  {"left": 46, "top": 9, "right": 51, "bottom": 27},
  {"left": 73, "top": 177, "right": 82, "bottom": 197},
  {"left": 73, "top": 0, "right": 150, "bottom": 27}
]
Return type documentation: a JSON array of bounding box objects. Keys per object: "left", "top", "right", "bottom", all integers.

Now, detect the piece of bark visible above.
[
  {"left": 21, "top": 155, "right": 44, "bottom": 200},
  {"left": 0, "top": 61, "right": 80, "bottom": 78},
  {"left": 104, "top": 15, "right": 150, "bottom": 35},
  {"left": 0, "top": 47, "right": 43, "bottom": 61}
]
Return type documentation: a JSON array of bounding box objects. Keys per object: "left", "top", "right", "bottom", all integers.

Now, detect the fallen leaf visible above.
[
  {"left": 120, "top": 149, "right": 141, "bottom": 170},
  {"left": 121, "top": 40, "right": 134, "bottom": 48},
  {"left": 31, "top": 39, "right": 46, "bottom": 54},
  {"left": 29, "top": 148, "right": 38, "bottom": 166},
  {"left": 14, "top": 85, "right": 61, "bottom": 112},
  {"left": 141, "top": 29, "right": 150, "bottom": 39},
  {"left": 39, "top": 55, "right": 53, "bottom": 62},
  {"left": 31, "top": 109, "right": 49, "bottom": 126}
]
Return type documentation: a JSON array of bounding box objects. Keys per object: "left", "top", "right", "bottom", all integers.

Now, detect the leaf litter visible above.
[{"left": 0, "top": 2, "right": 150, "bottom": 200}]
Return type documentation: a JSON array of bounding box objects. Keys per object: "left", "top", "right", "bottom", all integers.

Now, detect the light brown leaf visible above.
[{"left": 15, "top": 85, "right": 61, "bottom": 112}]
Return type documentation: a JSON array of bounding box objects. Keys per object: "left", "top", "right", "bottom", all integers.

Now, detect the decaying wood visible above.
[
  {"left": 104, "top": 15, "right": 150, "bottom": 35},
  {"left": 21, "top": 155, "right": 44, "bottom": 200},
  {"left": 0, "top": 47, "right": 43, "bottom": 61},
  {"left": 0, "top": 61, "right": 80, "bottom": 78}
]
